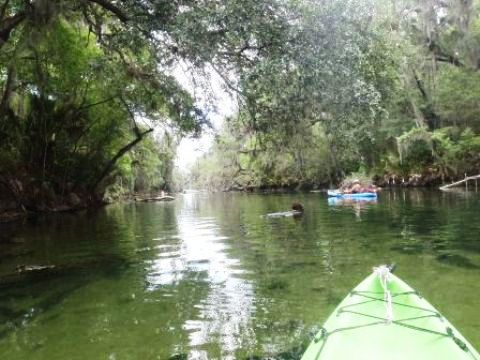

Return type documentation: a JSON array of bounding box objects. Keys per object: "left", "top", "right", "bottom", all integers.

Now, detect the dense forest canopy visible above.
[
  {"left": 189, "top": 0, "right": 480, "bottom": 190},
  {"left": 1, "top": 0, "right": 480, "bottom": 208},
  {"left": 0, "top": 0, "right": 291, "bottom": 209}
]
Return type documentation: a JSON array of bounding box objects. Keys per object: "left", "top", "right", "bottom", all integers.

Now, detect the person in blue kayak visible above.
[{"left": 340, "top": 179, "right": 378, "bottom": 194}]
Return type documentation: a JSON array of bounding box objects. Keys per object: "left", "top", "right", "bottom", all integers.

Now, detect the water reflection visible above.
[
  {"left": 145, "top": 194, "right": 255, "bottom": 359},
  {"left": 327, "top": 197, "right": 377, "bottom": 220}
]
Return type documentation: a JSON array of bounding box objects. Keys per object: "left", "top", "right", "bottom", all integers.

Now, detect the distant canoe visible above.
[
  {"left": 327, "top": 190, "right": 377, "bottom": 198},
  {"left": 154, "top": 195, "right": 175, "bottom": 201},
  {"left": 136, "top": 195, "right": 175, "bottom": 202}
]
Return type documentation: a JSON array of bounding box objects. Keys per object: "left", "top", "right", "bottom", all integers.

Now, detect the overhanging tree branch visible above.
[
  {"left": 0, "top": 0, "right": 11, "bottom": 21},
  {"left": 77, "top": 96, "right": 117, "bottom": 112},
  {"left": 210, "top": 64, "right": 245, "bottom": 96},
  {"left": 88, "top": 0, "right": 128, "bottom": 23},
  {"left": 435, "top": 55, "right": 464, "bottom": 67},
  {"left": 0, "top": 12, "right": 26, "bottom": 47},
  {"left": 428, "top": 39, "right": 464, "bottom": 68},
  {"left": 92, "top": 128, "right": 153, "bottom": 191}
]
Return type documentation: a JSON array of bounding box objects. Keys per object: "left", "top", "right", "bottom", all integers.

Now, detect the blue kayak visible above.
[
  {"left": 327, "top": 190, "right": 377, "bottom": 198},
  {"left": 328, "top": 197, "right": 377, "bottom": 206}
]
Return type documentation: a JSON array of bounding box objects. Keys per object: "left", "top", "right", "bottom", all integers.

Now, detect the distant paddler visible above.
[
  {"left": 264, "top": 202, "right": 304, "bottom": 218},
  {"left": 339, "top": 179, "right": 379, "bottom": 194}
]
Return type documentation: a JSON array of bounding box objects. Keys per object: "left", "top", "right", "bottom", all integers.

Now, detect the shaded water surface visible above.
[{"left": 0, "top": 190, "right": 479, "bottom": 359}]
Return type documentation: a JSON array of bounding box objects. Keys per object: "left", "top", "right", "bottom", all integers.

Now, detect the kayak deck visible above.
[{"left": 302, "top": 270, "right": 479, "bottom": 360}]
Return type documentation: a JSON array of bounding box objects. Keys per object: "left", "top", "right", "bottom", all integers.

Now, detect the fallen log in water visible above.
[
  {"left": 439, "top": 174, "right": 480, "bottom": 191},
  {"left": 135, "top": 195, "right": 175, "bottom": 202}
]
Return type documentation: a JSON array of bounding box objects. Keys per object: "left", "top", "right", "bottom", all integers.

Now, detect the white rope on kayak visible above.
[{"left": 373, "top": 265, "right": 393, "bottom": 324}]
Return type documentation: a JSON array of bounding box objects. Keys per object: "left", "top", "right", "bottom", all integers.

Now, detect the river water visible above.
[{"left": 0, "top": 190, "right": 479, "bottom": 359}]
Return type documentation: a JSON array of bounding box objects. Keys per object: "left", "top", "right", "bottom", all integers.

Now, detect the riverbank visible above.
[
  {"left": 0, "top": 176, "right": 104, "bottom": 223},
  {"left": 225, "top": 171, "right": 455, "bottom": 193},
  {"left": 0, "top": 176, "right": 176, "bottom": 223},
  {"left": 374, "top": 171, "right": 446, "bottom": 187},
  {"left": 0, "top": 170, "right": 469, "bottom": 223}
]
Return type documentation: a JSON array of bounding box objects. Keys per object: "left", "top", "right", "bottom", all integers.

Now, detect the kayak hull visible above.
[
  {"left": 328, "top": 197, "right": 377, "bottom": 206},
  {"left": 302, "top": 271, "right": 479, "bottom": 360},
  {"left": 327, "top": 190, "right": 377, "bottom": 198}
]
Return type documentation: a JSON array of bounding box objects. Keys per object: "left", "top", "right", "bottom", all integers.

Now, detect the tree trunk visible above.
[
  {"left": 92, "top": 128, "right": 153, "bottom": 192},
  {"left": 0, "top": 65, "right": 15, "bottom": 114},
  {"left": 0, "top": 12, "right": 25, "bottom": 48}
]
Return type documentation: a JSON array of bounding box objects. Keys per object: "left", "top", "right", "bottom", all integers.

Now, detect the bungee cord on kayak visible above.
[
  {"left": 304, "top": 267, "right": 479, "bottom": 360},
  {"left": 311, "top": 297, "right": 478, "bottom": 359},
  {"left": 373, "top": 265, "right": 394, "bottom": 324}
]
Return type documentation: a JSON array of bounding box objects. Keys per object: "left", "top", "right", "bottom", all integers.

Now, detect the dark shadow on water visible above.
[
  {"left": 0, "top": 279, "right": 82, "bottom": 340},
  {"left": 168, "top": 354, "right": 188, "bottom": 360},
  {"left": 0, "top": 256, "right": 130, "bottom": 340},
  {"left": 436, "top": 253, "right": 480, "bottom": 269},
  {"left": 264, "top": 277, "right": 290, "bottom": 291},
  {"left": 391, "top": 242, "right": 480, "bottom": 269},
  {"left": 168, "top": 344, "right": 308, "bottom": 360},
  {"left": 246, "top": 340, "right": 309, "bottom": 360},
  {"left": 390, "top": 243, "right": 425, "bottom": 254}
]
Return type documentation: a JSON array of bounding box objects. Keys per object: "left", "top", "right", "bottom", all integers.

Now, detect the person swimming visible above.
[{"left": 291, "top": 202, "right": 304, "bottom": 212}]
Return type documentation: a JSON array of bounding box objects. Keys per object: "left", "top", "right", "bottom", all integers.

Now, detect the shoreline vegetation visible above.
[
  {"left": 0, "top": 171, "right": 470, "bottom": 224},
  {"left": 1, "top": 1, "right": 480, "bottom": 224}
]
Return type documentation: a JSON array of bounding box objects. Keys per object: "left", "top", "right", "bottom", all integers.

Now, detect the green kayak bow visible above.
[{"left": 302, "top": 266, "right": 479, "bottom": 360}]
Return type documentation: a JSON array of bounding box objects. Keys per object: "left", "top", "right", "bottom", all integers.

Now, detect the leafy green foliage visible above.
[
  {"left": 432, "top": 127, "right": 480, "bottom": 177},
  {"left": 2, "top": 0, "right": 480, "bottom": 198},
  {"left": 0, "top": 0, "right": 292, "bottom": 199},
  {"left": 190, "top": 0, "right": 480, "bottom": 190},
  {"left": 436, "top": 67, "right": 480, "bottom": 131}
]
